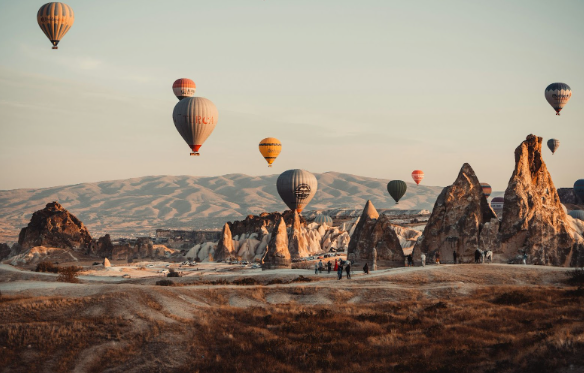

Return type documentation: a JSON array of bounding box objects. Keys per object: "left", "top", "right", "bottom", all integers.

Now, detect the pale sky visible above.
[{"left": 1, "top": 0, "right": 583, "bottom": 192}]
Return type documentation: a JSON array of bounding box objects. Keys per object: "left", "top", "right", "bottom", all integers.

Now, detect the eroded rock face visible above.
[
  {"left": 89, "top": 234, "right": 114, "bottom": 258},
  {"left": 499, "top": 135, "right": 584, "bottom": 266},
  {"left": 414, "top": 163, "right": 498, "bottom": 263},
  {"left": 0, "top": 243, "right": 10, "bottom": 260},
  {"left": 288, "top": 211, "right": 309, "bottom": 258},
  {"left": 214, "top": 223, "right": 235, "bottom": 261},
  {"left": 262, "top": 217, "right": 291, "bottom": 269},
  {"left": 229, "top": 211, "right": 303, "bottom": 238},
  {"left": 348, "top": 200, "right": 404, "bottom": 268},
  {"left": 18, "top": 202, "right": 92, "bottom": 250}
]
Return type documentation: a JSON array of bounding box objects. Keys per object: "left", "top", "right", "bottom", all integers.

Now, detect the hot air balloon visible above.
[
  {"left": 568, "top": 210, "right": 584, "bottom": 222},
  {"left": 547, "top": 139, "right": 560, "bottom": 155},
  {"left": 258, "top": 138, "right": 282, "bottom": 167},
  {"left": 172, "top": 79, "right": 196, "bottom": 100},
  {"left": 37, "top": 3, "right": 74, "bottom": 50},
  {"left": 314, "top": 214, "right": 333, "bottom": 227},
  {"left": 480, "top": 183, "right": 492, "bottom": 198},
  {"left": 491, "top": 197, "right": 504, "bottom": 216},
  {"left": 276, "top": 169, "right": 317, "bottom": 213},
  {"left": 574, "top": 179, "right": 584, "bottom": 202},
  {"left": 387, "top": 180, "right": 407, "bottom": 204},
  {"left": 545, "top": 83, "right": 572, "bottom": 115},
  {"left": 172, "top": 97, "right": 218, "bottom": 156},
  {"left": 411, "top": 170, "right": 424, "bottom": 185}
]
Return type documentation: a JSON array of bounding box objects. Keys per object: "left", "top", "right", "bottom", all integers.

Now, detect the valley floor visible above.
[{"left": 0, "top": 263, "right": 583, "bottom": 373}]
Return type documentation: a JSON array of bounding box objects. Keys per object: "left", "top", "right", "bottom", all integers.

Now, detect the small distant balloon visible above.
[
  {"left": 37, "top": 2, "right": 74, "bottom": 50},
  {"left": 480, "top": 183, "right": 492, "bottom": 198},
  {"left": 172, "top": 79, "right": 196, "bottom": 100},
  {"left": 411, "top": 170, "right": 424, "bottom": 185},
  {"left": 574, "top": 179, "right": 584, "bottom": 202},
  {"left": 258, "top": 138, "right": 282, "bottom": 167},
  {"left": 314, "top": 214, "right": 333, "bottom": 227},
  {"left": 547, "top": 139, "right": 560, "bottom": 155},
  {"left": 545, "top": 83, "right": 572, "bottom": 115},
  {"left": 491, "top": 197, "right": 504, "bottom": 216},
  {"left": 387, "top": 180, "right": 407, "bottom": 204},
  {"left": 276, "top": 169, "right": 318, "bottom": 213}
]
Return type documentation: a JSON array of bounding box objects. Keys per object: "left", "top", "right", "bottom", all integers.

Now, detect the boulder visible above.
[
  {"left": 18, "top": 202, "right": 92, "bottom": 250},
  {"left": 347, "top": 200, "right": 404, "bottom": 269},
  {"left": 103, "top": 257, "right": 111, "bottom": 267},
  {"left": 499, "top": 135, "right": 584, "bottom": 266},
  {"left": 262, "top": 217, "right": 291, "bottom": 269},
  {"left": 414, "top": 163, "right": 498, "bottom": 263},
  {"left": 214, "top": 223, "right": 235, "bottom": 261}
]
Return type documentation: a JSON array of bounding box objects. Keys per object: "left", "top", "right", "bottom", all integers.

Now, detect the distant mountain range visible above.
[{"left": 0, "top": 172, "right": 484, "bottom": 241}]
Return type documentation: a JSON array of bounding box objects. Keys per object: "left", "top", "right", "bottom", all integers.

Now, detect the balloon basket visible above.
[
  {"left": 52, "top": 46, "right": 58, "bottom": 50},
  {"left": 190, "top": 152, "right": 200, "bottom": 156},
  {"left": 268, "top": 165, "right": 272, "bottom": 168}
]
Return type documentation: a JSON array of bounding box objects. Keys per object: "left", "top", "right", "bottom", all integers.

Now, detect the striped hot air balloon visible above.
[
  {"left": 276, "top": 169, "right": 318, "bottom": 213},
  {"left": 37, "top": 3, "right": 74, "bottom": 50},
  {"left": 547, "top": 139, "right": 560, "bottom": 155},
  {"left": 172, "top": 97, "right": 218, "bottom": 156},
  {"left": 491, "top": 197, "right": 504, "bottom": 216},
  {"left": 480, "top": 183, "right": 492, "bottom": 198},
  {"left": 545, "top": 83, "right": 572, "bottom": 115},
  {"left": 314, "top": 214, "right": 333, "bottom": 227},
  {"left": 258, "top": 138, "right": 282, "bottom": 167},
  {"left": 172, "top": 79, "right": 196, "bottom": 100},
  {"left": 411, "top": 170, "right": 424, "bottom": 185}
]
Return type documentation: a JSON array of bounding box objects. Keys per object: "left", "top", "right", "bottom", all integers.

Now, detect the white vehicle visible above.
[{"left": 159, "top": 269, "right": 169, "bottom": 273}]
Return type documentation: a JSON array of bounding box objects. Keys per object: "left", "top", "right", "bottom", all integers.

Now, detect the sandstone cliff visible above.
[
  {"left": 214, "top": 223, "right": 235, "bottom": 261},
  {"left": 499, "top": 135, "right": 584, "bottom": 266},
  {"left": 18, "top": 202, "right": 92, "bottom": 250},
  {"left": 288, "top": 211, "right": 309, "bottom": 258},
  {"left": 414, "top": 163, "right": 498, "bottom": 263},
  {"left": 262, "top": 217, "right": 291, "bottom": 269}
]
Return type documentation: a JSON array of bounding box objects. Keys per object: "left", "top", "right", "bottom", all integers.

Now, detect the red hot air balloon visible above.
[
  {"left": 172, "top": 79, "right": 196, "bottom": 100},
  {"left": 411, "top": 170, "right": 424, "bottom": 185},
  {"left": 480, "top": 183, "right": 492, "bottom": 198}
]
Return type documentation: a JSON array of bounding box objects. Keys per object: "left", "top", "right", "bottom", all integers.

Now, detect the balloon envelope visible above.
[
  {"left": 172, "top": 97, "right": 218, "bottom": 155},
  {"left": 259, "top": 137, "right": 282, "bottom": 167},
  {"left": 411, "top": 170, "right": 424, "bottom": 185},
  {"left": 480, "top": 183, "right": 492, "bottom": 198},
  {"left": 387, "top": 180, "right": 407, "bottom": 204},
  {"left": 568, "top": 210, "right": 584, "bottom": 222},
  {"left": 314, "top": 214, "right": 333, "bottom": 227},
  {"left": 545, "top": 83, "right": 572, "bottom": 115},
  {"left": 172, "top": 79, "right": 196, "bottom": 100},
  {"left": 491, "top": 197, "right": 504, "bottom": 216},
  {"left": 574, "top": 179, "right": 584, "bottom": 202},
  {"left": 276, "top": 169, "right": 318, "bottom": 213},
  {"left": 37, "top": 2, "right": 74, "bottom": 49},
  {"left": 547, "top": 139, "right": 560, "bottom": 155}
]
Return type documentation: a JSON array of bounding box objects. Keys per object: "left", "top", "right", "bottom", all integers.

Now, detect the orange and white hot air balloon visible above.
[
  {"left": 37, "top": 2, "right": 74, "bottom": 50},
  {"left": 258, "top": 137, "right": 282, "bottom": 167},
  {"left": 172, "top": 79, "right": 196, "bottom": 100},
  {"left": 411, "top": 170, "right": 424, "bottom": 185}
]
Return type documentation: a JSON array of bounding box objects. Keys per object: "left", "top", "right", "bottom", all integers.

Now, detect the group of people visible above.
[{"left": 315, "top": 258, "right": 352, "bottom": 279}]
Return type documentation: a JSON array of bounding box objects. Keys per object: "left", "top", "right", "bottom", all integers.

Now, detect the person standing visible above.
[
  {"left": 453, "top": 250, "right": 457, "bottom": 264},
  {"left": 522, "top": 252, "right": 528, "bottom": 265},
  {"left": 337, "top": 262, "right": 343, "bottom": 280},
  {"left": 363, "top": 262, "right": 369, "bottom": 274},
  {"left": 407, "top": 254, "right": 413, "bottom": 267},
  {"left": 327, "top": 261, "right": 332, "bottom": 274},
  {"left": 333, "top": 259, "right": 338, "bottom": 272},
  {"left": 314, "top": 263, "right": 318, "bottom": 275},
  {"left": 318, "top": 260, "right": 324, "bottom": 273},
  {"left": 345, "top": 262, "right": 351, "bottom": 279},
  {"left": 421, "top": 253, "right": 426, "bottom": 267},
  {"left": 435, "top": 251, "right": 441, "bottom": 265}
]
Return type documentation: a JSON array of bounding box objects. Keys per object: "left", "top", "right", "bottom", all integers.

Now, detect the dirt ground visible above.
[{"left": 0, "top": 263, "right": 583, "bottom": 372}]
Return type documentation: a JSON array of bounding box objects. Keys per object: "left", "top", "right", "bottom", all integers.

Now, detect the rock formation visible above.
[
  {"left": 288, "top": 211, "right": 309, "bottom": 258},
  {"left": 262, "top": 217, "right": 291, "bottom": 269},
  {"left": 18, "top": 202, "right": 92, "bottom": 250},
  {"left": 557, "top": 188, "right": 584, "bottom": 210},
  {"left": 103, "top": 257, "right": 111, "bottom": 267},
  {"left": 214, "top": 223, "right": 235, "bottom": 261},
  {"left": 414, "top": 163, "right": 498, "bottom": 263},
  {"left": 499, "top": 135, "right": 584, "bottom": 266},
  {"left": 347, "top": 200, "right": 404, "bottom": 269},
  {"left": 89, "top": 234, "right": 114, "bottom": 258},
  {"left": 0, "top": 243, "right": 10, "bottom": 260}
]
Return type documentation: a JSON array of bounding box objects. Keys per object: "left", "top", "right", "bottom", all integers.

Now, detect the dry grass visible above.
[{"left": 0, "top": 285, "right": 583, "bottom": 373}]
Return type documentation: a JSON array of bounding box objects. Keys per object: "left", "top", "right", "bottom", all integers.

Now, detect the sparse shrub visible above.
[
  {"left": 232, "top": 278, "right": 259, "bottom": 286},
  {"left": 493, "top": 291, "right": 532, "bottom": 305},
  {"left": 156, "top": 279, "right": 174, "bottom": 286},
  {"left": 167, "top": 271, "right": 180, "bottom": 277},
  {"left": 35, "top": 261, "right": 59, "bottom": 273},
  {"left": 291, "top": 275, "right": 312, "bottom": 283},
  {"left": 267, "top": 278, "right": 285, "bottom": 285},
  {"left": 195, "top": 257, "right": 202, "bottom": 263},
  {"left": 57, "top": 266, "right": 81, "bottom": 283}
]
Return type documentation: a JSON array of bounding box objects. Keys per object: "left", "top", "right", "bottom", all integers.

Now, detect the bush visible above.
[
  {"left": 57, "top": 266, "right": 81, "bottom": 283},
  {"left": 35, "top": 261, "right": 59, "bottom": 273},
  {"left": 232, "top": 278, "right": 259, "bottom": 286},
  {"left": 291, "top": 275, "right": 312, "bottom": 283},
  {"left": 156, "top": 280, "right": 174, "bottom": 286},
  {"left": 567, "top": 267, "right": 584, "bottom": 288},
  {"left": 492, "top": 291, "right": 531, "bottom": 305},
  {"left": 167, "top": 271, "right": 181, "bottom": 277}
]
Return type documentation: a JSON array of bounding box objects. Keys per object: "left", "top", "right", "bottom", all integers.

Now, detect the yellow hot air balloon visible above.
[
  {"left": 37, "top": 3, "right": 75, "bottom": 50},
  {"left": 259, "top": 137, "right": 282, "bottom": 167}
]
